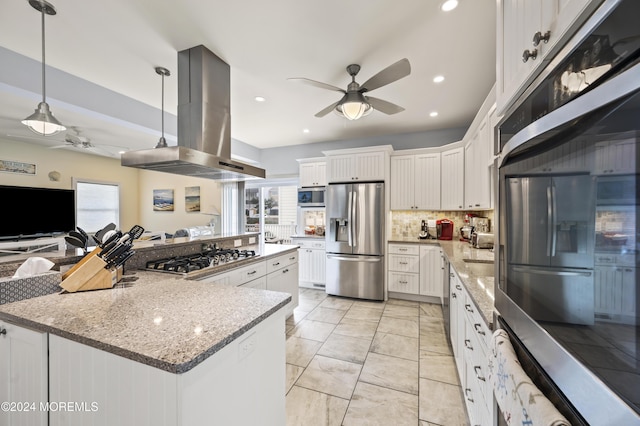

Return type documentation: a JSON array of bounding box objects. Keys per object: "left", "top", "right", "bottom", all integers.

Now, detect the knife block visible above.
[{"left": 60, "top": 248, "right": 120, "bottom": 293}]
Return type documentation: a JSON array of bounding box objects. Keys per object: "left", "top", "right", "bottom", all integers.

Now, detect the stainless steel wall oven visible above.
[{"left": 496, "top": 0, "right": 640, "bottom": 424}]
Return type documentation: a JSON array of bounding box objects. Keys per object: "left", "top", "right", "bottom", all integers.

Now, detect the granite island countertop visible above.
[
  {"left": 0, "top": 244, "right": 297, "bottom": 374},
  {"left": 388, "top": 237, "right": 496, "bottom": 329}
]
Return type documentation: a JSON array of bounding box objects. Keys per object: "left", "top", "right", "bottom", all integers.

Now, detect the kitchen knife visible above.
[
  {"left": 76, "top": 227, "right": 90, "bottom": 245},
  {"left": 103, "top": 241, "right": 132, "bottom": 262},
  {"left": 105, "top": 250, "right": 135, "bottom": 269}
]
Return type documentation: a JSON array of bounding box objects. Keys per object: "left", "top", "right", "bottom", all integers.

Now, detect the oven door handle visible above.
[
  {"left": 546, "top": 186, "right": 553, "bottom": 257},
  {"left": 512, "top": 266, "right": 592, "bottom": 277},
  {"left": 550, "top": 184, "right": 557, "bottom": 257}
]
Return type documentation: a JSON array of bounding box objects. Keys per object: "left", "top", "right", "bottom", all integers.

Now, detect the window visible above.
[
  {"left": 245, "top": 181, "right": 297, "bottom": 243},
  {"left": 73, "top": 179, "right": 120, "bottom": 233}
]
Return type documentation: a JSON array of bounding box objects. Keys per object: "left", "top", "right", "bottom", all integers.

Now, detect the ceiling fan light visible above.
[
  {"left": 22, "top": 101, "right": 66, "bottom": 135},
  {"left": 441, "top": 0, "right": 459, "bottom": 12}
]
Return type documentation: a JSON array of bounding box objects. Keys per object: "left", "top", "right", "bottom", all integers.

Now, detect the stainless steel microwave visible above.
[
  {"left": 596, "top": 175, "right": 639, "bottom": 205},
  {"left": 297, "top": 187, "right": 325, "bottom": 207}
]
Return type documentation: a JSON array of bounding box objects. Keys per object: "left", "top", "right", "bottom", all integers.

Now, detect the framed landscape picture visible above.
[
  {"left": 185, "top": 186, "right": 201, "bottom": 212},
  {"left": 153, "top": 189, "right": 174, "bottom": 211}
]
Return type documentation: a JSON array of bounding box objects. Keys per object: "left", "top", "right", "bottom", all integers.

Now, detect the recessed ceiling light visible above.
[
  {"left": 433, "top": 75, "right": 445, "bottom": 83},
  {"left": 441, "top": 0, "right": 458, "bottom": 12},
  {"left": 254, "top": 96, "right": 266, "bottom": 102},
  {"left": 430, "top": 111, "right": 439, "bottom": 117},
  {"left": 303, "top": 128, "right": 310, "bottom": 133}
]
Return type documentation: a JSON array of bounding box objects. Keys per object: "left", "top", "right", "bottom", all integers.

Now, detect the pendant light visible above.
[
  {"left": 154, "top": 66, "right": 170, "bottom": 148},
  {"left": 22, "top": 0, "right": 66, "bottom": 136}
]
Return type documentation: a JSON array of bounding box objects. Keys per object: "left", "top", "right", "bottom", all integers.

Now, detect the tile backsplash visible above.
[{"left": 390, "top": 210, "right": 494, "bottom": 239}]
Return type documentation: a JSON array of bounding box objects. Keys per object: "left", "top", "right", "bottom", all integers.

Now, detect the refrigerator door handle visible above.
[
  {"left": 347, "top": 190, "right": 353, "bottom": 247},
  {"left": 352, "top": 189, "right": 358, "bottom": 248},
  {"left": 512, "top": 266, "right": 592, "bottom": 277},
  {"left": 546, "top": 186, "right": 553, "bottom": 257},
  {"left": 327, "top": 255, "right": 381, "bottom": 263},
  {"left": 550, "top": 184, "right": 557, "bottom": 257}
]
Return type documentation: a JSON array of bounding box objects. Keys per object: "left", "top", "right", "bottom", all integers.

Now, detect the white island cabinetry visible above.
[{"left": 0, "top": 321, "right": 48, "bottom": 426}]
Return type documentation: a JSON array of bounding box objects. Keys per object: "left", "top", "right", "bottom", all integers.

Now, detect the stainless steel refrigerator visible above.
[
  {"left": 325, "top": 182, "right": 385, "bottom": 300},
  {"left": 505, "top": 174, "right": 596, "bottom": 324}
]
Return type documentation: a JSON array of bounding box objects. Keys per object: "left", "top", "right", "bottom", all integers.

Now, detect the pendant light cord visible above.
[
  {"left": 154, "top": 66, "right": 170, "bottom": 148},
  {"left": 40, "top": 3, "right": 46, "bottom": 103}
]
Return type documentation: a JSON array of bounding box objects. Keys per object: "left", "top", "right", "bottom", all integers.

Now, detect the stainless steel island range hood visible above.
[{"left": 121, "top": 45, "right": 265, "bottom": 180}]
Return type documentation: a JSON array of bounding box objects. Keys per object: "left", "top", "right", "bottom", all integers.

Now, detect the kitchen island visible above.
[{"left": 0, "top": 242, "right": 296, "bottom": 426}]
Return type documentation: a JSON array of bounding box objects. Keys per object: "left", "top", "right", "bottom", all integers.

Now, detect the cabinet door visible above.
[
  {"left": 414, "top": 153, "right": 441, "bottom": 210},
  {"left": 267, "top": 263, "right": 299, "bottom": 316},
  {"left": 390, "top": 155, "right": 415, "bottom": 210},
  {"left": 354, "top": 151, "right": 386, "bottom": 181},
  {"left": 327, "top": 155, "right": 354, "bottom": 182},
  {"left": 299, "top": 163, "right": 318, "bottom": 187},
  {"left": 298, "top": 248, "right": 326, "bottom": 288},
  {"left": 315, "top": 162, "right": 327, "bottom": 186},
  {"left": 595, "top": 266, "right": 637, "bottom": 322},
  {"left": 594, "top": 139, "right": 638, "bottom": 175},
  {"left": 0, "top": 322, "right": 48, "bottom": 426},
  {"left": 419, "top": 246, "right": 444, "bottom": 299},
  {"left": 464, "top": 140, "right": 478, "bottom": 209},
  {"left": 441, "top": 147, "right": 465, "bottom": 210}
]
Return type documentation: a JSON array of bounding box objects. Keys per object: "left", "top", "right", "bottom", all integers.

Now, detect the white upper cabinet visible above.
[
  {"left": 299, "top": 160, "right": 327, "bottom": 187},
  {"left": 441, "top": 147, "right": 465, "bottom": 210},
  {"left": 497, "top": 0, "right": 597, "bottom": 114},
  {"left": 390, "top": 153, "right": 441, "bottom": 210},
  {"left": 325, "top": 147, "right": 391, "bottom": 183}
]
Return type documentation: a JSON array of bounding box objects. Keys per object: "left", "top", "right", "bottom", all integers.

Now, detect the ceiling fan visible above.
[
  {"left": 289, "top": 58, "right": 411, "bottom": 120},
  {"left": 49, "top": 131, "right": 126, "bottom": 157}
]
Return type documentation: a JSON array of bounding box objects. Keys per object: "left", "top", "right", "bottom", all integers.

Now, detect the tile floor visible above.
[{"left": 284, "top": 288, "right": 470, "bottom": 426}]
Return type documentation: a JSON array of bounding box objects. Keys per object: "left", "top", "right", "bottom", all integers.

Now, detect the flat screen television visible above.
[{"left": 0, "top": 185, "right": 75, "bottom": 240}]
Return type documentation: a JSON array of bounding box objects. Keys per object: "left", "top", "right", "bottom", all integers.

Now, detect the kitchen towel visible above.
[{"left": 488, "top": 329, "right": 571, "bottom": 426}]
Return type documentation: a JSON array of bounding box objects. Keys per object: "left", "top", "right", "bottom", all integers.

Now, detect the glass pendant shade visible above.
[
  {"left": 22, "top": 101, "right": 66, "bottom": 135},
  {"left": 336, "top": 92, "right": 373, "bottom": 120}
]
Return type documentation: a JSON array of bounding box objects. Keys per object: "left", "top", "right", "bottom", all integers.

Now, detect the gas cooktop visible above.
[{"left": 145, "top": 248, "right": 259, "bottom": 276}]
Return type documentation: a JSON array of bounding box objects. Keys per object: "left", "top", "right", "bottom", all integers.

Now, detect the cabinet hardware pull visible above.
[
  {"left": 465, "top": 388, "right": 474, "bottom": 403},
  {"left": 399, "top": 280, "right": 407, "bottom": 284},
  {"left": 474, "top": 366, "right": 486, "bottom": 381},
  {"left": 399, "top": 261, "right": 408, "bottom": 265},
  {"left": 455, "top": 284, "right": 461, "bottom": 290},
  {"left": 248, "top": 270, "right": 257, "bottom": 275},
  {"left": 532, "top": 30, "right": 550, "bottom": 46},
  {"left": 283, "top": 269, "right": 289, "bottom": 273},
  {"left": 273, "top": 262, "right": 280, "bottom": 266},
  {"left": 522, "top": 48, "right": 538, "bottom": 62},
  {"left": 450, "top": 273, "right": 455, "bottom": 278},
  {"left": 464, "top": 339, "right": 473, "bottom": 350},
  {"left": 464, "top": 304, "right": 473, "bottom": 313},
  {"left": 452, "top": 293, "right": 457, "bottom": 298},
  {"left": 0, "top": 327, "right": 6, "bottom": 335},
  {"left": 289, "top": 256, "right": 296, "bottom": 260},
  {"left": 474, "top": 323, "right": 485, "bottom": 335}
]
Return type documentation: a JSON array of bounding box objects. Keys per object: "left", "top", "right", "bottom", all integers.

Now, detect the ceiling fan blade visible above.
[
  {"left": 360, "top": 58, "right": 411, "bottom": 93},
  {"left": 366, "top": 96, "right": 405, "bottom": 115},
  {"left": 288, "top": 78, "right": 346, "bottom": 93},
  {"left": 315, "top": 98, "right": 344, "bottom": 118}
]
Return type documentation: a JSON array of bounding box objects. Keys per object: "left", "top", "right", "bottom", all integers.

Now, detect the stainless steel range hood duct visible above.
[{"left": 121, "top": 45, "right": 265, "bottom": 180}]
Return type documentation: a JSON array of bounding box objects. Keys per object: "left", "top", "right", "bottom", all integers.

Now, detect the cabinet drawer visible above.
[
  {"left": 388, "top": 254, "right": 420, "bottom": 273},
  {"left": 388, "top": 244, "right": 420, "bottom": 255},
  {"left": 240, "top": 276, "right": 267, "bottom": 290},
  {"left": 294, "top": 239, "right": 326, "bottom": 250},
  {"left": 462, "top": 292, "right": 489, "bottom": 351},
  {"left": 266, "top": 251, "right": 298, "bottom": 274},
  {"left": 235, "top": 262, "right": 267, "bottom": 285},
  {"left": 388, "top": 272, "right": 420, "bottom": 294}
]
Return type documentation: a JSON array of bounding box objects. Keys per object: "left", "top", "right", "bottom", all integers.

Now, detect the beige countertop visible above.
[
  {"left": 388, "top": 237, "right": 496, "bottom": 329},
  {"left": 0, "top": 244, "right": 297, "bottom": 374}
]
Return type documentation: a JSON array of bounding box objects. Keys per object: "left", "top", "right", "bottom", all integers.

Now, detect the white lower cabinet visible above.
[
  {"left": 266, "top": 252, "right": 299, "bottom": 317},
  {"left": 292, "top": 238, "right": 326, "bottom": 289},
  {"left": 198, "top": 251, "right": 299, "bottom": 318},
  {"left": 449, "top": 266, "right": 493, "bottom": 426},
  {"left": 388, "top": 244, "right": 443, "bottom": 301},
  {"left": 0, "top": 321, "right": 48, "bottom": 426}
]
